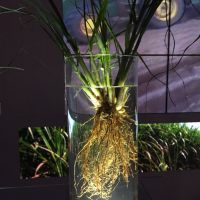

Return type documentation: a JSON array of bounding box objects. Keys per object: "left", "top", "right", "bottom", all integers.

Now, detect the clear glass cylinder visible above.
[{"left": 65, "top": 54, "right": 138, "bottom": 200}]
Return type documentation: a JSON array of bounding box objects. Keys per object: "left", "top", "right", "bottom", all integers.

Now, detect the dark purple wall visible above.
[
  {"left": 0, "top": 1, "right": 67, "bottom": 199},
  {"left": 0, "top": 0, "right": 65, "bottom": 120}
]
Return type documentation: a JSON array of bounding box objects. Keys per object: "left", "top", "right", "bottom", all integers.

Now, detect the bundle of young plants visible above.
[{"left": 15, "top": 0, "right": 163, "bottom": 199}]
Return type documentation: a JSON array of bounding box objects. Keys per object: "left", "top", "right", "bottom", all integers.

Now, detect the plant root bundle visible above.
[{"left": 75, "top": 105, "right": 137, "bottom": 199}]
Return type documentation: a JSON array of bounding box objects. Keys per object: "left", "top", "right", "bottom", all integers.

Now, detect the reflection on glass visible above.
[
  {"left": 138, "top": 27, "right": 168, "bottom": 54},
  {"left": 138, "top": 56, "right": 167, "bottom": 113},
  {"left": 170, "top": 1, "right": 200, "bottom": 54},
  {"left": 168, "top": 55, "right": 200, "bottom": 112}
]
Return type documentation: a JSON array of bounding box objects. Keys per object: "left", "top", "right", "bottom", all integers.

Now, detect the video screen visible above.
[
  {"left": 63, "top": 0, "right": 200, "bottom": 114},
  {"left": 19, "top": 122, "right": 200, "bottom": 179},
  {"left": 19, "top": 127, "right": 68, "bottom": 179},
  {"left": 138, "top": 122, "right": 200, "bottom": 172}
]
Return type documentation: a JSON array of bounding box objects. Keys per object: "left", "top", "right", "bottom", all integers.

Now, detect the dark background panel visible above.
[
  {"left": 0, "top": 120, "right": 19, "bottom": 187},
  {"left": 0, "top": 0, "right": 66, "bottom": 189},
  {"left": 139, "top": 170, "right": 200, "bottom": 200},
  {"left": 0, "top": 184, "right": 68, "bottom": 200},
  {"left": 0, "top": 172, "right": 200, "bottom": 200},
  {"left": 0, "top": 0, "right": 65, "bottom": 119}
]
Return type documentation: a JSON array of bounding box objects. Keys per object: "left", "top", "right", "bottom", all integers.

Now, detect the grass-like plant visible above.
[
  {"left": 11, "top": 0, "right": 163, "bottom": 198},
  {"left": 19, "top": 127, "right": 68, "bottom": 178},
  {"left": 139, "top": 123, "right": 200, "bottom": 172},
  {"left": 19, "top": 123, "right": 200, "bottom": 178}
]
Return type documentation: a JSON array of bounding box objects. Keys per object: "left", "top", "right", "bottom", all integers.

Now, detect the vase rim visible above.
[
  {"left": 65, "top": 53, "right": 137, "bottom": 58},
  {"left": 65, "top": 84, "right": 137, "bottom": 88}
]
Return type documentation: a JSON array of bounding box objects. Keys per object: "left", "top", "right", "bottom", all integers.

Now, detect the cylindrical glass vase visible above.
[{"left": 65, "top": 55, "right": 138, "bottom": 200}]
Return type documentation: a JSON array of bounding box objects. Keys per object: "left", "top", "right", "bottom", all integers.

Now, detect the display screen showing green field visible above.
[
  {"left": 138, "top": 122, "right": 200, "bottom": 172},
  {"left": 19, "top": 123, "right": 200, "bottom": 179},
  {"left": 19, "top": 127, "right": 68, "bottom": 179}
]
